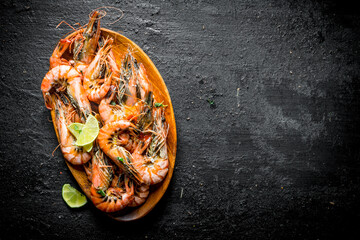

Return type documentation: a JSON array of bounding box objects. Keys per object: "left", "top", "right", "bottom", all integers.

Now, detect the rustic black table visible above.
[{"left": 1, "top": 0, "right": 360, "bottom": 239}]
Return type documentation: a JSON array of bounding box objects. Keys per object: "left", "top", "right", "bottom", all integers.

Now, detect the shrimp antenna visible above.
[
  {"left": 90, "top": 6, "right": 124, "bottom": 25},
  {"left": 52, "top": 143, "right": 61, "bottom": 157},
  {"left": 56, "top": 20, "right": 77, "bottom": 31}
]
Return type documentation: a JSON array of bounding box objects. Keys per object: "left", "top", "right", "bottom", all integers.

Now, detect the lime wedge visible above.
[
  {"left": 75, "top": 114, "right": 99, "bottom": 146},
  {"left": 67, "top": 123, "right": 84, "bottom": 138},
  {"left": 62, "top": 184, "right": 87, "bottom": 208},
  {"left": 83, "top": 143, "right": 93, "bottom": 152},
  {"left": 68, "top": 123, "right": 93, "bottom": 152}
]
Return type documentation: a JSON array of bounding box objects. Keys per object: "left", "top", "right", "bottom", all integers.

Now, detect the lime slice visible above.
[
  {"left": 67, "top": 123, "right": 84, "bottom": 138},
  {"left": 83, "top": 142, "right": 93, "bottom": 152},
  {"left": 67, "top": 123, "right": 93, "bottom": 152},
  {"left": 62, "top": 184, "right": 87, "bottom": 208},
  {"left": 75, "top": 115, "right": 99, "bottom": 146}
]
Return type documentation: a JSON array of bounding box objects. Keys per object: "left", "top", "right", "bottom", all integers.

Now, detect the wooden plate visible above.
[{"left": 50, "top": 28, "right": 177, "bottom": 221}]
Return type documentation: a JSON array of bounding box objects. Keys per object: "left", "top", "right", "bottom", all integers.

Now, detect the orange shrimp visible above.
[
  {"left": 83, "top": 38, "right": 113, "bottom": 103},
  {"left": 119, "top": 52, "right": 139, "bottom": 106},
  {"left": 90, "top": 149, "right": 134, "bottom": 212},
  {"left": 49, "top": 39, "right": 72, "bottom": 69},
  {"left": 97, "top": 120, "right": 143, "bottom": 184},
  {"left": 99, "top": 86, "right": 142, "bottom": 125},
  {"left": 132, "top": 108, "right": 169, "bottom": 185},
  {"left": 136, "top": 62, "right": 152, "bottom": 101},
  {"left": 49, "top": 11, "right": 101, "bottom": 74},
  {"left": 41, "top": 65, "right": 92, "bottom": 121},
  {"left": 107, "top": 48, "right": 120, "bottom": 77},
  {"left": 128, "top": 182, "right": 149, "bottom": 207},
  {"left": 41, "top": 65, "right": 79, "bottom": 110},
  {"left": 131, "top": 59, "right": 154, "bottom": 130},
  {"left": 98, "top": 87, "right": 120, "bottom": 124},
  {"left": 99, "top": 55, "right": 153, "bottom": 126},
  {"left": 136, "top": 91, "right": 154, "bottom": 131},
  {"left": 53, "top": 94, "right": 91, "bottom": 165},
  {"left": 73, "top": 11, "right": 101, "bottom": 66},
  {"left": 131, "top": 140, "right": 168, "bottom": 185}
]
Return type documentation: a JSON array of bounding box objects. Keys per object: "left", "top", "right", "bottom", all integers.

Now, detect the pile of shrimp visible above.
[{"left": 41, "top": 11, "right": 169, "bottom": 212}]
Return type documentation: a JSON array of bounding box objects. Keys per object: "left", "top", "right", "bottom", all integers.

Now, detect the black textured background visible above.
[{"left": 1, "top": 0, "right": 360, "bottom": 239}]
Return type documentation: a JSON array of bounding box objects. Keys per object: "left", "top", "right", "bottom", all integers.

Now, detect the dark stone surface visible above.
[{"left": 1, "top": 0, "right": 360, "bottom": 239}]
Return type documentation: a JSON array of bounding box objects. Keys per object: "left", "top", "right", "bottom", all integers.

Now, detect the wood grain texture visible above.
[{"left": 50, "top": 28, "right": 177, "bottom": 221}]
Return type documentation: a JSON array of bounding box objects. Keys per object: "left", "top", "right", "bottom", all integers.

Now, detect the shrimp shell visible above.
[
  {"left": 53, "top": 95, "right": 91, "bottom": 165},
  {"left": 128, "top": 183, "right": 149, "bottom": 207},
  {"left": 90, "top": 152, "right": 134, "bottom": 213},
  {"left": 97, "top": 120, "right": 143, "bottom": 184}
]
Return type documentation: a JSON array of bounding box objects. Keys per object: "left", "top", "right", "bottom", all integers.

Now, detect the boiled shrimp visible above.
[
  {"left": 49, "top": 39, "right": 72, "bottom": 69},
  {"left": 132, "top": 108, "right": 169, "bottom": 185},
  {"left": 83, "top": 38, "right": 113, "bottom": 103},
  {"left": 41, "top": 65, "right": 79, "bottom": 109},
  {"left": 49, "top": 11, "right": 101, "bottom": 74},
  {"left": 99, "top": 86, "right": 143, "bottom": 125},
  {"left": 73, "top": 11, "right": 101, "bottom": 66},
  {"left": 99, "top": 53, "right": 153, "bottom": 127},
  {"left": 131, "top": 140, "right": 168, "bottom": 185},
  {"left": 53, "top": 94, "right": 91, "bottom": 165},
  {"left": 136, "top": 62, "right": 152, "bottom": 101},
  {"left": 97, "top": 120, "right": 143, "bottom": 184},
  {"left": 90, "top": 149, "right": 134, "bottom": 212},
  {"left": 136, "top": 91, "right": 154, "bottom": 131},
  {"left": 118, "top": 51, "right": 139, "bottom": 106},
  {"left": 41, "top": 65, "right": 92, "bottom": 121},
  {"left": 128, "top": 182, "right": 149, "bottom": 207},
  {"left": 125, "top": 54, "right": 154, "bottom": 130},
  {"left": 107, "top": 47, "right": 120, "bottom": 77}
]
